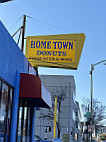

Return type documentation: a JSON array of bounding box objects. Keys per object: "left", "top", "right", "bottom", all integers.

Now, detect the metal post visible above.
[
  {"left": 90, "top": 64, "right": 93, "bottom": 142},
  {"left": 54, "top": 97, "right": 57, "bottom": 139},
  {"left": 90, "top": 65, "right": 93, "bottom": 119},
  {"left": 68, "top": 83, "right": 71, "bottom": 134},
  {"left": 87, "top": 104, "right": 90, "bottom": 142},
  {"left": 89, "top": 60, "right": 106, "bottom": 142},
  {"left": 21, "top": 15, "right": 26, "bottom": 52}
]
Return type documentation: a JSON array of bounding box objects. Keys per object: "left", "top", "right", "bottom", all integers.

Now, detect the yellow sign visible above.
[{"left": 26, "top": 33, "right": 85, "bottom": 69}]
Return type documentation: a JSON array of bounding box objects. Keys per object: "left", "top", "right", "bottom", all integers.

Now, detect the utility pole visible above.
[
  {"left": 21, "top": 15, "right": 26, "bottom": 52},
  {"left": 90, "top": 64, "right": 93, "bottom": 142},
  {"left": 87, "top": 104, "right": 90, "bottom": 142}
]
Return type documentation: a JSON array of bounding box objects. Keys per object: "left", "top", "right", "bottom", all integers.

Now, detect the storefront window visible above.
[
  {"left": 0, "top": 79, "right": 14, "bottom": 142},
  {"left": 0, "top": 83, "right": 8, "bottom": 134},
  {"left": 27, "top": 107, "right": 30, "bottom": 142},
  {"left": 16, "top": 107, "right": 22, "bottom": 142},
  {"left": 7, "top": 88, "right": 13, "bottom": 134},
  {"left": 16, "top": 102, "right": 31, "bottom": 142}
]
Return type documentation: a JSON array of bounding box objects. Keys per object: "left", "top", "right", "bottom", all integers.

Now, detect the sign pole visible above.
[{"left": 54, "top": 97, "right": 57, "bottom": 139}]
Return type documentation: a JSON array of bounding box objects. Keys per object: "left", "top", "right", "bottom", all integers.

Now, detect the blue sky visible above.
[{"left": 0, "top": 0, "right": 106, "bottom": 109}]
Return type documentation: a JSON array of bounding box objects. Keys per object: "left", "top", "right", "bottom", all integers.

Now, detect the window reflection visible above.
[
  {"left": 0, "top": 79, "right": 13, "bottom": 142},
  {"left": 0, "top": 83, "right": 8, "bottom": 133},
  {"left": 17, "top": 104, "right": 31, "bottom": 142},
  {"left": 7, "top": 88, "right": 13, "bottom": 134}
]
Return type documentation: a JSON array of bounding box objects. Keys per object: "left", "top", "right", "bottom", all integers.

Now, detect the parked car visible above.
[{"left": 34, "top": 135, "right": 52, "bottom": 142}]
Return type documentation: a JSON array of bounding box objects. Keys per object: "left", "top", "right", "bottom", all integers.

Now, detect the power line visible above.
[
  {"left": 9, "top": 16, "right": 23, "bottom": 30},
  {"left": 27, "top": 15, "right": 71, "bottom": 33},
  {"left": 10, "top": 15, "right": 71, "bottom": 37}
]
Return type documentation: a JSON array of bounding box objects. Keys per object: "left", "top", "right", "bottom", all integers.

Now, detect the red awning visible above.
[{"left": 19, "top": 73, "right": 52, "bottom": 108}]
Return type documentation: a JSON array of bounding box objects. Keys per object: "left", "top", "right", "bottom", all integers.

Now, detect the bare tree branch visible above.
[
  {"left": 39, "top": 85, "right": 67, "bottom": 138},
  {"left": 81, "top": 98, "right": 106, "bottom": 126}
]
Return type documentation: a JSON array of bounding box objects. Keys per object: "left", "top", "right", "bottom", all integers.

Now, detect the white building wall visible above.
[
  {"left": 35, "top": 75, "right": 76, "bottom": 140},
  {"left": 74, "top": 101, "right": 82, "bottom": 141}
]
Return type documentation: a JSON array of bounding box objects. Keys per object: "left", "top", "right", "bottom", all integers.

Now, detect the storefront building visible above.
[{"left": 0, "top": 21, "right": 51, "bottom": 142}]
